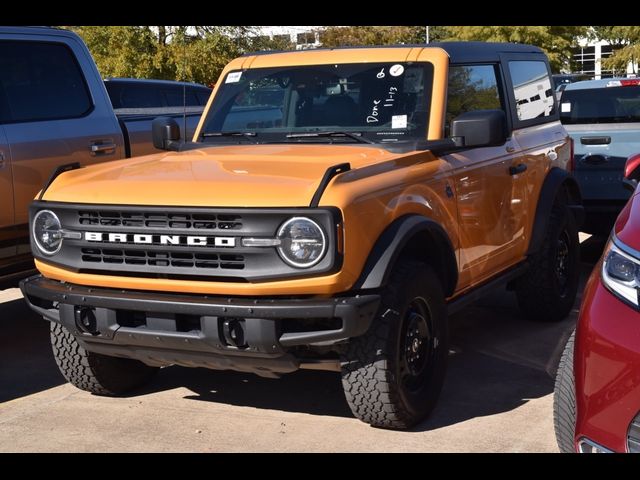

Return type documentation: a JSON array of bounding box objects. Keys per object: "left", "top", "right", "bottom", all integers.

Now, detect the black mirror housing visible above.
[
  {"left": 451, "top": 110, "right": 508, "bottom": 148},
  {"left": 152, "top": 117, "right": 181, "bottom": 151}
]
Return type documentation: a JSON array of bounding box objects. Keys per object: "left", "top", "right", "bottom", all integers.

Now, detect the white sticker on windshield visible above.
[
  {"left": 561, "top": 102, "right": 571, "bottom": 113},
  {"left": 226, "top": 71, "right": 242, "bottom": 83},
  {"left": 389, "top": 64, "right": 405, "bottom": 77},
  {"left": 392, "top": 115, "right": 407, "bottom": 129}
]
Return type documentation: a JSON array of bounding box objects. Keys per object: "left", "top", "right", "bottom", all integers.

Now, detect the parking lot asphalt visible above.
[{"left": 0, "top": 235, "right": 606, "bottom": 452}]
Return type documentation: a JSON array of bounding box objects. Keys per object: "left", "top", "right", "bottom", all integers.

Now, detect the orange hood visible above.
[{"left": 42, "top": 144, "right": 404, "bottom": 207}]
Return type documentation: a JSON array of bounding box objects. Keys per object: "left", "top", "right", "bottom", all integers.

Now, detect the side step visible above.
[{"left": 446, "top": 262, "right": 528, "bottom": 315}]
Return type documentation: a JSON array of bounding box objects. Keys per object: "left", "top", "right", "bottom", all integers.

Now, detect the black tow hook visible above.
[{"left": 74, "top": 306, "right": 99, "bottom": 336}]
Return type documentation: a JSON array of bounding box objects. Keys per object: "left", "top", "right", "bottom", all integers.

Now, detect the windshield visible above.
[
  {"left": 560, "top": 85, "right": 640, "bottom": 124},
  {"left": 200, "top": 62, "right": 434, "bottom": 144}
]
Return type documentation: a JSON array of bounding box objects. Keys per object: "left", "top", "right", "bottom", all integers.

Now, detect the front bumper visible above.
[
  {"left": 20, "top": 275, "right": 380, "bottom": 377},
  {"left": 574, "top": 268, "right": 640, "bottom": 452}
]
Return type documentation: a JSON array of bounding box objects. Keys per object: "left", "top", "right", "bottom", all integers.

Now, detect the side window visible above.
[
  {"left": 119, "top": 84, "right": 163, "bottom": 108},
  {"left": 196, "top": 90, "right": 211, "bottom": 105},
  {"left": 508, "top": 61, "right": 555, "bottom": 121},
  {"left": 163, "top": 87, "right": 203, "bottom": 107},
  {"left": 446, "top": 65, "right": 503, "bottom": 136},
  {"left": 0, "top": 41, "right": 92, "bottom": 123}
]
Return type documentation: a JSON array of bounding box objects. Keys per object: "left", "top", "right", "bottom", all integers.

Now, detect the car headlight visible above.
[
  {"left": 276, "top": 217, "right": 327, "bottom": 268},
  {"left": 32, "top": 210, "right": 63, "bottom": 255},
  {"left": 602, "top": 240, "right": 640, "bottom": 307}
]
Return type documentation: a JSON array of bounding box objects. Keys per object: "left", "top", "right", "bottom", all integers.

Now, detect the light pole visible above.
[{"left": 426, "top": 26, "right": 430, "bottom": 44}]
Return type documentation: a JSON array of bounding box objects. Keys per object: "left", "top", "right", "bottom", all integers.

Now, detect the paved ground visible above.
[{"left": 0, "top": 235, "right": 606, "bottom": 452}]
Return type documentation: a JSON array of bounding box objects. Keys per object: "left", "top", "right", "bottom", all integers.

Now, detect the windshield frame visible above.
[{"left": 197, "top": 61, "right": 435, "bottom": 145}]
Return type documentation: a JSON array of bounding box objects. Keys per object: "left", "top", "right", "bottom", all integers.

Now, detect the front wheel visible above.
[
  {"left": 50, "top": 322, "right": 159, "bottom": 396},
  {"left": 341, "top": 260, "right": 448, "bottom": 429},
  {"left": 553, "top": 330, "right": 577, "bottom": 453}
]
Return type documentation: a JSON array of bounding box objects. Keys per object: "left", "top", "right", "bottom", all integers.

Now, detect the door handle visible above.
[
  {"left": 509, "top": 163, "right": 527, "bottom": 175},
  {"left": 580, "top": 136, "right": 611, "bottom": 145},
  {"left": 90, "top": 142, "right": 116, "bottom": 155},
  {"left": 506, "top": 145, "right": 516, "bottom": 153}
]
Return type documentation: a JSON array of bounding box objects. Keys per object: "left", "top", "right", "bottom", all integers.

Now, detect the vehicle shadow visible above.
[
  {"left": 0, "top": 234, "right": 606, "bottom": 427},
  {"left": 133, "top": 279, "right": 581, "bottom": 429},
  {"left": 0, "top": 296, "right": 65, "bottom": 403}
]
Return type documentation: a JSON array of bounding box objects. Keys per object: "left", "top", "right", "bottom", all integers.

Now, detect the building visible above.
[
  {"left": 255, "top": 26, "right": 323, "bottom": 50},
  {"left": 572, "top": 38, "right": 636, "bottom": 79}
]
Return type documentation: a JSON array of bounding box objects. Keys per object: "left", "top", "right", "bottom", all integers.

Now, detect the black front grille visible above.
[
  {"left": 77, "top": 210, "right": 242, "bottom": 231},
  {"left": 80, "top": 248, "right": 245, "bottom": 270},
  {"left": 628, "top": 413, "right": 640, "bottom": 453},
  {"left": 30, "top": 201, "right": 339, "bottom": 282}
]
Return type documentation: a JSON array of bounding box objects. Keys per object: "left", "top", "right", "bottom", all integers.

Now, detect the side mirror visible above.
[
  {"left": 624, "top": 153, "right": 640, "bottom": 193},
  {"left": 152, "top": 117, "right": 181, "bottom": 151},
  {"left": 451, "top": 109, "right": 507, "bottom": 148}
]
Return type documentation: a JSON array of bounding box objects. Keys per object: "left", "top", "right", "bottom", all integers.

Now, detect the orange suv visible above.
[{"left": 21, "top": 43, "right": 583, "bottom": 429}]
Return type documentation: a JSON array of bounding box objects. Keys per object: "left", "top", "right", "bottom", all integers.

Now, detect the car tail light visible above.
[{"left": 606, "top": 79, "right": 640, "bottom": 87}]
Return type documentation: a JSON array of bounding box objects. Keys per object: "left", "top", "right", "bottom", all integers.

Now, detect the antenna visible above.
[{"left": 182, "top": 35, "right": 187, "bottom": 143}]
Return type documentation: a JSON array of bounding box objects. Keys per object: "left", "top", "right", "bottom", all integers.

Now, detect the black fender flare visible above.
[
  {"left": 528, "top": 167, "right": 584, "bottom": 256},
  {"left": 353, "top": 215, "right": 458, "bottom": 297}
]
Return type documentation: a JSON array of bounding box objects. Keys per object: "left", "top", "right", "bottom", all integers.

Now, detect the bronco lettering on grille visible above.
[{"left": 84, "top": 232, "right": 236, "bottom": 247}]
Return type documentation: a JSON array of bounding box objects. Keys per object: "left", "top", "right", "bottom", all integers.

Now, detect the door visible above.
[
  {"left": 0, "top": 126, "right": 16, "bottom": 264},
  {"left": 0, "top": 37, "right": 124, "bottom": 256},
  {"left": 444, "top": 64, "right": 529, "bottom": 287}
]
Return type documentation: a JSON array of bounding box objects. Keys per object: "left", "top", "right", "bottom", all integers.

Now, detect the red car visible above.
[{"left": 554, "top": 153, "right": 640, "bottom": 453}]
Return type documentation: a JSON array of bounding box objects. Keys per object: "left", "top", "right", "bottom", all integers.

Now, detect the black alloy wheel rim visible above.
[
  {"left": 555, "top": 229, "right": 571, "bottom": 295},
  {"left": 399, "top": 297, "right": 435, "bottom": 393}
]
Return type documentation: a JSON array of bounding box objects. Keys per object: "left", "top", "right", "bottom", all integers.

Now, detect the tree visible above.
[
  {"left": 443, "top": 26, "right": 588, "bottom": 73},
  {"left": 64, "top": 26, "right": 294, "bottom": 86},
  {"left": 592, "top": 26, "right": 640, "bottom": 75},
  {"left": 319, "top": 26, "right": 448, "bottom": 47}
]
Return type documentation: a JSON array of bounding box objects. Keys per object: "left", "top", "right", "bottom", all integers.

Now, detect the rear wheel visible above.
[
  {"left": 514, "top": 195, "right": 580, "bottom": 322},
  {"left": 50, "top": 322, "right": 158, "bottom": 396},
  {"left": 340, "top": 260, "right": 448, "bottom": 429},
  {"left": 553, "top": 330, "right": 577, "bottom": 453}
]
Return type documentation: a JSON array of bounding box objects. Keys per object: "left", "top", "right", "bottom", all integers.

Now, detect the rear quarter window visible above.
[{"left": 508, "top": 60, "right": 555, "bottom": 121}]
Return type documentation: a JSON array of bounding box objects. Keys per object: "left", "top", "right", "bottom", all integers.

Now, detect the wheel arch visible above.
[
  {"left": 528, "top": 167, "right": 584, "bottom": 256},
  {"left": 353, "top": 215, "right": 458, "bottom": 297}
]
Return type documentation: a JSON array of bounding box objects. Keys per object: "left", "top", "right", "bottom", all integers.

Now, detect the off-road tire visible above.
[
  {"left": 553, "top": 330, "right": 576, "bottom": 453},
  {"left": 515, "top": 196, "right": 580, "bottom": 322},
  {"left": 51, "top": 322, "right": 158, "bottom": 395},
  {"left": 341, "top": 261, "right": 448, "bottom": 429}
]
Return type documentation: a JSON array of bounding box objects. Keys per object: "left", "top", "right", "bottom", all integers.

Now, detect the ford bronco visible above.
[{"left": 21, "top": 42, "right": 583, "bottom": 429}]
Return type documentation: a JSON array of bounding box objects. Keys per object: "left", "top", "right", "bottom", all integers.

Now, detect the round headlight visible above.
[
  {"left": 33, "top": 210, "right": 63, "bottom": 255},
  {"left": 276, "top": 217, "right": 327, "bottom": 268}
]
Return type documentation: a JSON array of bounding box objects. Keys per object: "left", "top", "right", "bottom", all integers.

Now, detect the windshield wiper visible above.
[
  {"left": 202, "top": 131, "right": 257, "bottom": 141},
  {"left": 286, "top": 131, "right": 375, "bottom": 144}
]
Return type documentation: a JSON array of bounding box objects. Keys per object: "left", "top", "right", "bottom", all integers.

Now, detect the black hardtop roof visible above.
[
  {"left": 431, "top": 41, "right": 544, "bottom": 62},
  {"left": 242, "top": 41, "right": 545, "bottom": 64}
]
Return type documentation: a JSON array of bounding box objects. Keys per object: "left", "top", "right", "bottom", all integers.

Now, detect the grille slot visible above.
[
  {"left": 77, "top": 210, "right": 243, "bottom": 231},
  {"left": 79, "top": 248, "right": 245, "bottom": 270}
]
